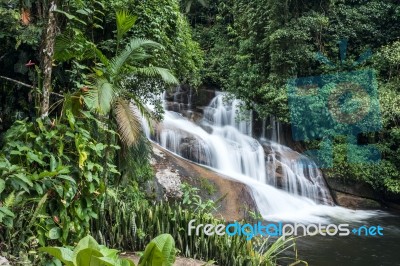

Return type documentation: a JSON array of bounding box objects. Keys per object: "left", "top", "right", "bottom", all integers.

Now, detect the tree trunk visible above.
[{"left": 41, "top": 1, "right": 57, "bottom": 118}]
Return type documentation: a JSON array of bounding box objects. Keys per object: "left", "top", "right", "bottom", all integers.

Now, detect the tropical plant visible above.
[
  {"left": 39, "top": 234, "right": 176, "bottom": 266},
  {"left": 56, "top": 9, "right": 178, "bottom": 147},
  {"left": 39, "top": 235, "right": 135, "bottom": 266},
  {"left": 181, "top": 182, "right": 217, "bottom": 214},
  {"left": 91, "top": 198, "right": 304, "bottom": 266},
  {"left": 0, "top": 111, "right": 120, "bottom": 259},
  {"left": 138, "top": 234, "right": 176, "bottom": 266}
]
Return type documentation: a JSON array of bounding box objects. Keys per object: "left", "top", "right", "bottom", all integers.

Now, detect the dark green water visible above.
[{"left": 294, "top": 211, "right": 400, "bottom": 266}]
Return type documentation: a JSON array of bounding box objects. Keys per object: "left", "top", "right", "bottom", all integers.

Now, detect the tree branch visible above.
[
  {"left": 0, "top": 75, "right": 64, "bottom": 98},
  {"left": 0, "top": 75, "right": 35, "bottom": 89}
]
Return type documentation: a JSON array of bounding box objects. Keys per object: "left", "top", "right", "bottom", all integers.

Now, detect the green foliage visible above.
[
  {"left": 0, "top": 113, "right": 120, "bottom": 257},
  {"left": 192, "top": 0, "right": 400, "bottom": 198},
  {"left": 0, "top": 2, "right": 42, "bottom": 51},
  {"left": 91, "top": 199, "right": 303, "bottom": 266},
  {"left": 199, "top": 178, "right": 217, "bottom": 195},
  {"left": 40, "top": 235, "right": 135, "bottom": 266},
  {"left": 56, "top": 8, "right": 178, "bottom": 148},
  {"left": 106, "top": 0, "right": 204, "bottom": 86},
  {"left": 138, "top": 234, "right": 175, "bottom": 266},
  {"left": 180, "top": 183, "right": 217, "bottom": 214}
]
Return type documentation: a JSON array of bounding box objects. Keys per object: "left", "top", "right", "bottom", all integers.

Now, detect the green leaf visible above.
[
  {"left": 116, "top": 10, "right": 138, "bottom": 44},
  {"left": 0, "top": 179, "right": 5, "bottom": 194},
  {"left": 13, "top": 173, "right": 33, "bottom": 187},
  {"left": 48, "top": 227, "right": 62, "bottom": 240},
  {"left": 50, "top": 155, "right": 57, "bottom": 171},
  {"left": 73, "top": 235, "right": 100, "bottom": 257},
  {"left": 138, "top": 234, "right": 175, "bottom": 266},
  {"left": 85, "top": 78, "right": 115, "bottom": 114},
  {"left": 75, "top": 248, "right": 103, "bottom": 266},
  {"left": 91, "top": 256, "right": 116, "bottom": 266},
  {"left": 27, "top": 151, "right": 45, "bottom": 165},
  {"left": 54, "top": 9, "right": 87, "bottom": 25},
  {"left": 58, "top": 175, "right": 77, "bottom": 184},
  {"left": 38, "top": 171, "right": 58, "bottom": 179},
  {"left": 0, "top": 207, "right": 15, "bottom": 217},
  {"left": 39, "top": 247, "right": 74, "bottom": 265}
]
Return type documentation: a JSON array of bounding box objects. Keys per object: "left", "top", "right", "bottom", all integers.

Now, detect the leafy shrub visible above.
[
  {"left": 0, "top": 112, "right": 120, "bottom": 258},
  {"left": 91, "top": 199, "right": 303, "bottom": 266},
  {"left": 40, "top": 234, "right": 176, "bottom": 266}
]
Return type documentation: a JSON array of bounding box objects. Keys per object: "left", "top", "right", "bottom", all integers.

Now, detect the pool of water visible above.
[{"left": 293, "top": 211, "right": 400, "bottom": 266}]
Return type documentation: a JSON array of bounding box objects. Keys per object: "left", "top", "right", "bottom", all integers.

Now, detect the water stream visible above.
[{"left": 144, "top": 91, "right": 383, "bottom": 224}]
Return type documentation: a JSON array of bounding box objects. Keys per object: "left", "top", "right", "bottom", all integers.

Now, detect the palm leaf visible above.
[
  {"left": 116, "top": 10, "right": 138, "bottom": 44},
  {"left": 84, "top": 77, "right": 115, "bottom": 114},
  {"left": 114, "top": 99, "right": 142, "bottom": 147},
  {"left": 92, "top": 46, "right": 110, "bottom": 67},
  {"left": 133, "top": 66, "right": 179, "bottom": 84},
  {"left": 127, "top": 92, "right": 155, "bottom": 134},
  {"left": 110, "top": 38, "right": 163, "bottom": 77}
]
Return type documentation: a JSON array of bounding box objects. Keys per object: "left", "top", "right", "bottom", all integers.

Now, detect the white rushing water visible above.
[{"left": 143, "top": 92, "right": 380, "bottom": 223}]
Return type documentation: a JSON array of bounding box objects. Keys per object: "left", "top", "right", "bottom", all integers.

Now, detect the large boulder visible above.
[{"left": 150, "top": 143, "right": 256, "bottom": 221}]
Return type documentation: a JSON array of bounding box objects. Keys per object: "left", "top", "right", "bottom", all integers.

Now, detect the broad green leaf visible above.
[
  {"left": 58, "top": 175, "right": 77, "bottom": 184},
  {"left": 38, "top": 171, "right": 58, "bottom": 179},
  {"left": 0, "top": 207, "right": 14, "bottom": 217},
  {"left": 13, "top": 173, "right": 33, "bottom": 187},
  {"left": 138, "top": 234, "right": 175, "bottom": 266},
  {"left": 75, "top": 248, "right": 103, "bottom": 266},
  {"left": 91, "top": 256, "right": 116, "bottom": 266},
  {"left": 48, "top": 227, "right": 62, "bottom": 240},
  {"left": 119, "top": 258, "right": 136, "bottom": 266},
  {"left": 50, "top": 155, "right": 57, "bottom": 171},
  {"left": 73, "top": 235, "right": 100, "bottom": 257},
  {"left": 99, "top": 247, "right": 120, "bottom": 260},
  {"left": 39, "top": 247, "right": 74, "bottom": 266},
  {"left": 27, "top": 152, "right": 45, "bottom": 165},
  {"left": 54, "top": 9, "right": 87, "bottom": 25}
]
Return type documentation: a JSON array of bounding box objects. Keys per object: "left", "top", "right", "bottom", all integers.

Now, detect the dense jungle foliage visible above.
[
  {"left": 1, "top": 0, "right": 400, "bottom": 265},
  {"left": 0, "top": 0, "right": 302, "bottom": 265},
  {"left": 189, "top": 0, "right": 400, "bottom": 200}
]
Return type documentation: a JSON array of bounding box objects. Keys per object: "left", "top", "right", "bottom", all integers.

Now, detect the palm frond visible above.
[
  {"left": 110, "top": 38, "right": 163, "bottom": 77},
  {"left": 92, "top": 46, "right": 110, "bottom": 67},
  {"left": 114, "top": 99, "right": 142, "bottom": 147},
  {"left": 84, "top": 77, "right": 115, "bottom": 114},
  {"left": 54, "top": 35, "right": 76, "bottom": 62},
  {"left": 127, "top": 92, "right": 155, "bottom": 133},
  {"left": 133, "top": 66, "right": 179, "bottom": 84},
  {"left": 116, "top": 10, "right": 138, "bottom": 44}
]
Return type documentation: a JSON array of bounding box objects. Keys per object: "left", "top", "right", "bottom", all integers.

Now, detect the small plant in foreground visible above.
[{"left": 40, "top": 234, "right": 176, "bottom": 266}]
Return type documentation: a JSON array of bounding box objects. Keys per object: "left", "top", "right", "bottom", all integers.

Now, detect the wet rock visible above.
[
  {"left": 332, "top": 191, "right": 381, "bottom": 209},
  {"left": 155, "top": 168, "right": 183, "bottom": 199},
  {"left": 325, "top": 178, "right": 379, "bottom": 200},
  {"left": 151, "top": 143, "right": 256, "bottom": 221},
  {"left": 178, "top": 137, "right": 212, "bottom": 166}
]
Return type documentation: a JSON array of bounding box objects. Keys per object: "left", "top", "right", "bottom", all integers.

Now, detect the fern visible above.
[{"left": 3, "top": 191, "right": 15, "bottom": 208}]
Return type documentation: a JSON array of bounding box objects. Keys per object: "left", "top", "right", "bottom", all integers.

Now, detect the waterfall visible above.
[{"left": 143, "top": 91, "right": 378, "bottom": 223}]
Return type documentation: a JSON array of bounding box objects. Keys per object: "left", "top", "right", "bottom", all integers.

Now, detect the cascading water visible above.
[{"left": 144, "top": 91, "right": 379, "bottom": 223}]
